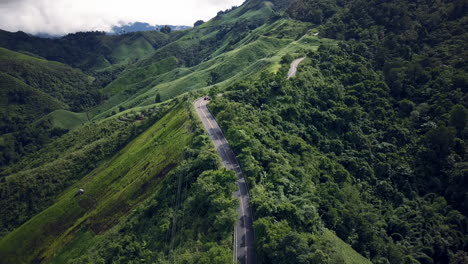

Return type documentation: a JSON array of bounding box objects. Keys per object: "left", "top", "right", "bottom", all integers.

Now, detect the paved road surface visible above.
[
  {"left": 287, "top": 57, "right": 305, "bottom": 79},
  {"left": 194, "top": 98, "right": 256, "bottom": 264}
]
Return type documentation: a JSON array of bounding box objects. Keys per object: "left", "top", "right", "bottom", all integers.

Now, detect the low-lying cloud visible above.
[{"left": 0, "top": 0, "right": 244, "bottom": 35}]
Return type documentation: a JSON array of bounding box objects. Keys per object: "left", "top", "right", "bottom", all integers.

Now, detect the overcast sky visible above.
[{"left": 0, "top": 0, "right": 245, "bottom": 35}]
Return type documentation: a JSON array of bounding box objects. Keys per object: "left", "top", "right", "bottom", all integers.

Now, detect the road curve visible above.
[
  {"left": 287, "top": 57, "right": 305, "bottom": 79},
  {"left": 194, "top": 98, "right": 256, "bottom": 264}
]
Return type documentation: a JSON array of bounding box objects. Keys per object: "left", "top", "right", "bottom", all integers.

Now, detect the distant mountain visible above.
[
  {"left": 111, "top": 22, "right": 191, "bottom": 34},
  {"left": 28, "top": 22, "right": 190, "bottom": 38}
]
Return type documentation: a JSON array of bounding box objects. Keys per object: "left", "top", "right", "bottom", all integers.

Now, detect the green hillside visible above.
[
  {"left": 205, "top": 1, "right": 468, "bottom": 263},
  {"left": 90, "top": 18, "right": 325, "bottom": 119},
  {"left": 0, "top": 99, "right": 238, "bottom": 264},
  {"left": 39, "top": 110, "right": 89, "bottom": 130},
  {"left": 0, "top": 0, "right": 467, "bottom": 263},
  {"left": 0, "top": 103, "right": 192, "bottom": 263},
  {"left": 84, "top": 2, "right": 280, "bottom": 119},
  {"left": 0, "top": 47, "right": 105, "bottom": 167},
  {"left": 0, "top": 72, "right": 67, "bottom": 134},
  {"left": 321, "top": 229, "right": 372, "bottom": 264},
  {"left": 0, "top": 30, "right": 170, "bottom": 71},
  {"left": 0, "top": 47, "right": 101, "bottom": 111},
  {"left": 0, "top": 100, "right": 179, "bottom": 235}
]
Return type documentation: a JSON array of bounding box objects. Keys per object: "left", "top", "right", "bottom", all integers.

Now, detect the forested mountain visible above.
[
  {"left": 0, "top": 48, "right": 102, "bottom": 167},
  {"left": 0, "top": 0, "right": 467, "bottom": 263}
]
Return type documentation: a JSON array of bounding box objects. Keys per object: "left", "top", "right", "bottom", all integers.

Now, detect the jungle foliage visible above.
[
  {"left": 206, "top": 0, "right": 468, "bottom": 263},
  {"left": 210, "top": 40, "right": 467, "bottom": 263}
]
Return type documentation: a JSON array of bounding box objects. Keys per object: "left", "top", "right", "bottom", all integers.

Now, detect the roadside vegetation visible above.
[{"left": 208, "top": 0, "right": 468, "bottom": 263}]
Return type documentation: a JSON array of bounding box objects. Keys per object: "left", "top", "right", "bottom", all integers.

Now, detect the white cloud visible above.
[{"left": 0, "top": 0, "right": 245, "bottom": 34}]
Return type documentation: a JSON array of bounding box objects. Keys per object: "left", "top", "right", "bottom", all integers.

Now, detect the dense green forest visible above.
[
  {"left": 0, "top": 0, "right": 467, "bottom": 263},
  {"left": 207, "top": 0, "right": 468, "bottom": 263}
]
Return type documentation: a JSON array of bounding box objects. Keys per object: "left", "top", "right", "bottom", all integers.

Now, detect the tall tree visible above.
[
  {"left": 155, "top": 93, "right": 161, "bottom": 103},
  {"left": 160, "top": 26, "right": 171, "bottom": 34},
  {"left": 450, "top": 104, "right": 468, "bottom": 133},
  {"left": 194, "top": 20, "right": 205, "bottom": 27}
]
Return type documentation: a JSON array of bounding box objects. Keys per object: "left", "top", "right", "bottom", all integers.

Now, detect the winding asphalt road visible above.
[
  {"left": 194, "top": 98, "right": 256, "bottom": 264},
  {"left": 287, "top": 57, "right": 305, "bottom": 79}
]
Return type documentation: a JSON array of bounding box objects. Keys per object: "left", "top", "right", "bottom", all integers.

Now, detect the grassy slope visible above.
[
  {"left": 0, "top": 103, "right": 193, "bottom": 264},
  {"left": 132, "top": 36, "right": 291, "bottom": 103},
  {"left": 0, "top": 102, "right": 177, "bottom": 238},
  {"left": 85, "top": 2, "right": 278, "bottom": 119},
  {"left": 88, "top": 56, "right": 180, "bottom": 118},
  {"left": 90, "top": 18, "right": 322, "bottom": 120},
  {"left": 39, "top": 110, "right": 89, "bottom": 130},
  {"left": 86, "top": 31, "right": 171, "bottom": 70},
  {"left": 101, "top": 56, "right": 179, "bottom": 96},
  {"left": 140, "top": 20, "right": 331, "bottom": 101},
  {"left": 321, "top": 229, "right": 373, "bottom": 264},
  {"left": 109, "top": 35, "right": 155, "bottom": 65}
]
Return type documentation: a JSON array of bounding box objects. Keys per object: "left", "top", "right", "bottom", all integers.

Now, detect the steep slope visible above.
[
  {"left": 0, "top": 99, "right": 238, "bottom": 264},
  {"left": 1, "top": 0, "right": 466, "bottom": 263},
  {"left": 0, "top": 102, "right": 175, "bottom": 236},
  {"left": 37, "top": 110, "right": 89, "bottom": 131},
  {"left": 0, "top": 47, "right": 105, "bottom": 167},
  {"left": 0, "top": 72, "right": 66, "bottom": 135},
  {"left": 0, "top": 47, "right": 101, "bottom": 111},
  {"left": 85, "top": 2, "right": 280, "bottom": 117},
  {"left": 90, "top": 15, "right": 319, "bottom": 119},
  {"left": 0, "top": 103, "right": 193, "bottom": 263}
]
